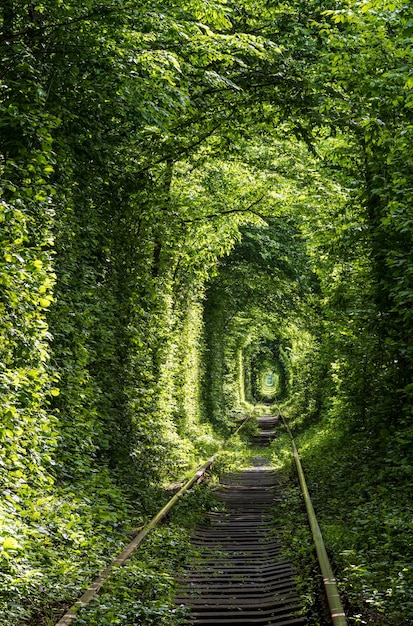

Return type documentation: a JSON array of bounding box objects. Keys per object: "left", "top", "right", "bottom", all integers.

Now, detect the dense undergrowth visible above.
[
  {"left": 74, "top": 485, "right": 221, "bottom": 626},
  {"left": 1, "top": 469, "right": 134, "bottom": 626},
  {"left": 11, "top": 421, "right": 254, "bottom": 626},
  {"left": 0, "top": 430, "right": 223, "bottom": 626},
  {"left": 281, "top": 408, "right": 413, "bottom": 625}
]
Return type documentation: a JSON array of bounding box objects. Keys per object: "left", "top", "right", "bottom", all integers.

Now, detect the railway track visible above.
[
  {"left": 55, "top": 413, "right": 347, "bottom": 626},
  {"left": 176, "top": 416, "right": 306, "bottom": 625},
  {"left": 251, "top": 414, "right": 278, "bottom": 446}
]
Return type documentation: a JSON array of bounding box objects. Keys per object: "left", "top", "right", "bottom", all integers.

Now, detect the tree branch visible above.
[
  {"left": 137, "top": 113, "right": 235, "bottom": 174},
  {"left": 0, "top": 7, "right": 115, "bottom": 45},
  {"left": 183, "top": 193, "right": 268, "bottom": 223}
]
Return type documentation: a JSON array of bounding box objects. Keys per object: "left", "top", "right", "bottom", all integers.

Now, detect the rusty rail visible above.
[
  {"left": 55, "top": 456, "right": 215, "bottom": 626},
  {"left": 280, "top": 413, "right": 348, "bottom": 626},
  {"left": 55, "top": 413, "right": 253, "bottom": 626}
]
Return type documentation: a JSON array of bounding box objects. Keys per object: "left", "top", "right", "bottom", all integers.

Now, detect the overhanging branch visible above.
[
  {"left": 0, "top": 6, "right": 116, "bottom": 45},
  {"left": 183, "top": 193, "right": 268, "bottom": 223}
]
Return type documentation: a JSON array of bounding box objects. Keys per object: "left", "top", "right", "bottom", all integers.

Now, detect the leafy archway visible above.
[{"left": 2, "top": 0, "right": 413, "bottom": 623}]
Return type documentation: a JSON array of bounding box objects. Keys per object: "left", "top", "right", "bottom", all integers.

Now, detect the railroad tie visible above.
[
  {"left": 176, "top": 464, "right": 306, "bottom": 625},
  {"left": 252, "top": 415, "right": 278, "bottom": 446}
]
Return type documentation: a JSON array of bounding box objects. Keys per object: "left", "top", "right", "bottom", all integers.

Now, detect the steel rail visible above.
[
  {"left": 280, "top": 413, "right": 348, "bottom": 626},
  {"left": 55, "top": 413, "right": 254, "bottom": 626},
  {"left": 55, "top": 456, "right": 215, "bottom": 626},
  {"left": 231, "top": 412, "right": 254, "bottom": 436}
]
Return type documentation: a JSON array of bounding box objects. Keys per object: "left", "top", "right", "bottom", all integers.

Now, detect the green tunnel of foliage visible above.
[{"left": 1, "top": 0, "right": 413, "bottom": 624}]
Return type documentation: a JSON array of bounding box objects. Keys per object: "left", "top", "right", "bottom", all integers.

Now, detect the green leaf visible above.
[{"left": 2, "top": 537, "right": 22, "bottom": 551}]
